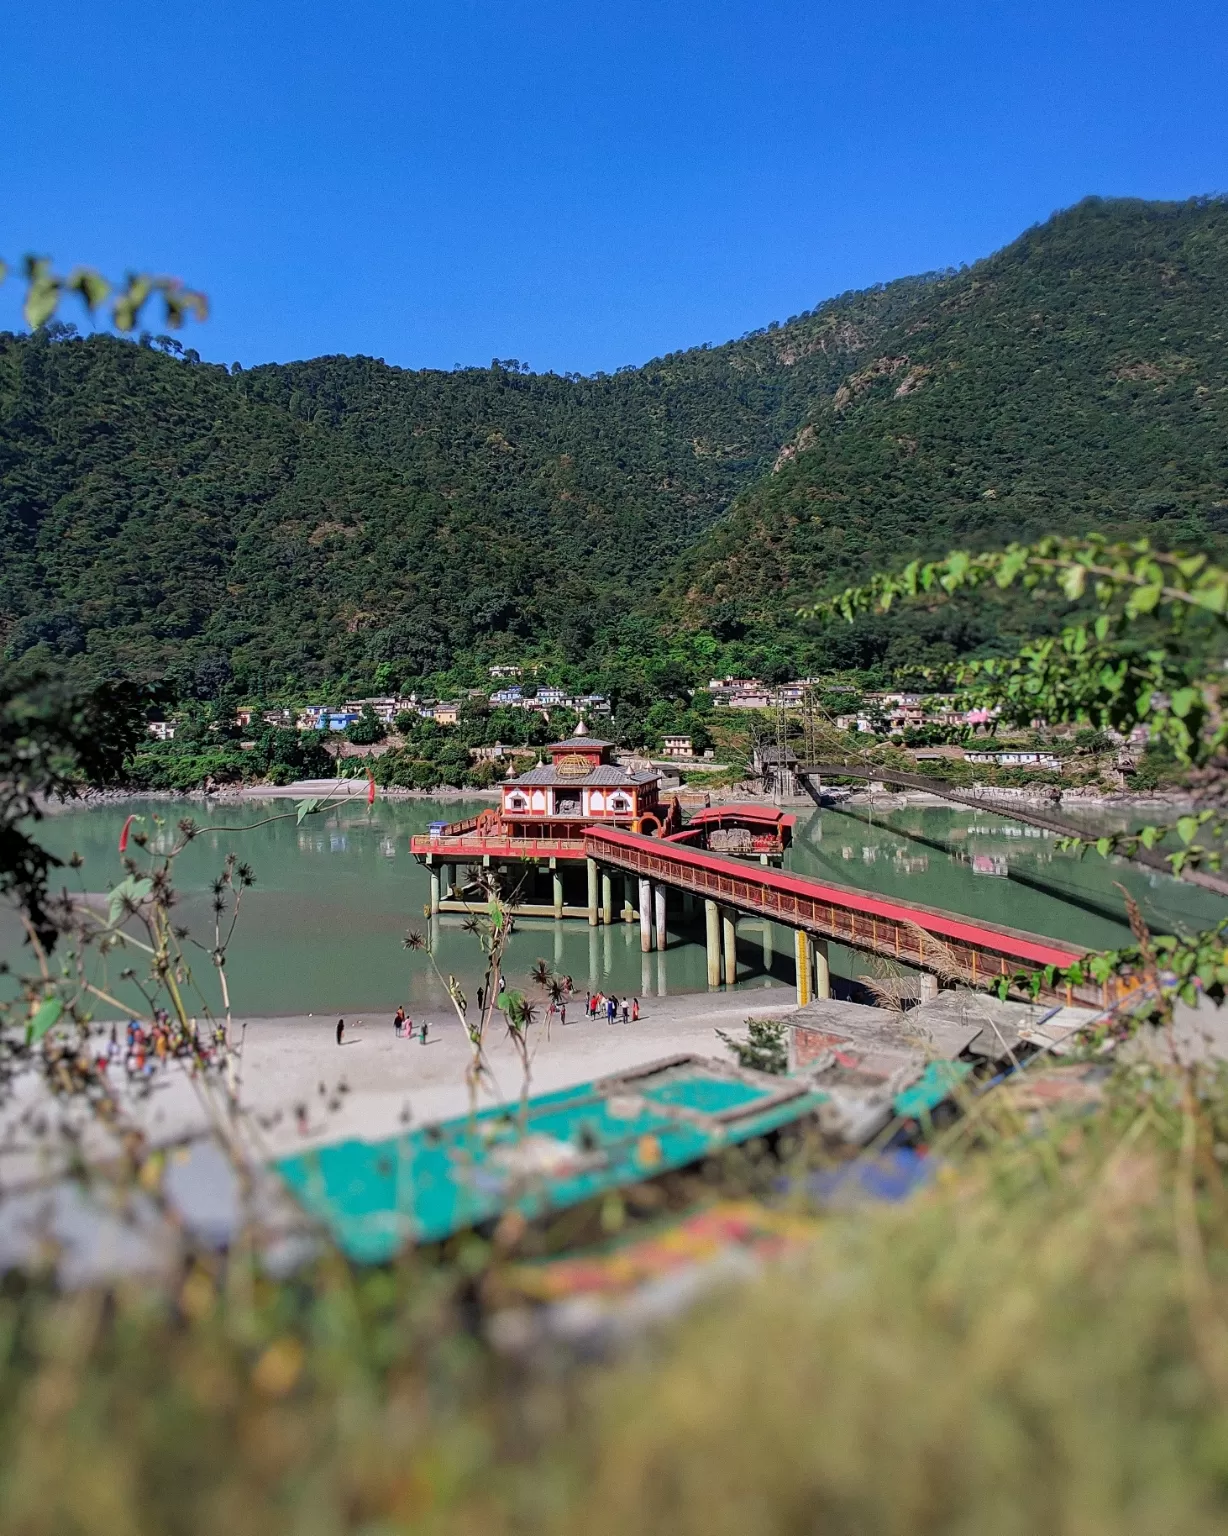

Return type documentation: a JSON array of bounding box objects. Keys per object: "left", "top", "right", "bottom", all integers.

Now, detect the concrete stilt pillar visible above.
[
  {"left": 586, "top": 857, "right": 599, "bottom": 927},
  {"left": 705, "top": 899, "right": 721, "bottom": 988},
  {"left": 639, "top": 878, "right": 653, "bottom": 953},
  {"left": 553, "top": 919, "right": 563, "bottom": 966},
  {"left": 622, "top": 874, "right": 634, "bottom": 923},
  {"left": 429, "top": 866, "right": 441, "bottom": 915},
  {"left": 442, "top": 863, "right": 454, "bottom": 902},
  {"left": 813, "top": 936, "right": 831, "bottom": 1000},
  {"left": 657, "top": 950, "right": 667, "bottom": 997},
  {"left": 919, "top": 972, "right": 939, "bottom": 1003},
  {"left": 552, "top": 868, "right": 564, "bottom": 920},
  {"left": 722, "top": 908, "right": 737, "bottom": 987},
  {"left": 794, "top": 930, "right": 812, "bottom": 1007},
  {"left": 762, "top": 921, "right": 774, "bottom": 974},
  {"left": 588, "top": 922, "right": 599, "bottom": 986},
  {"left": 601, "top": 869, "right": 613, "bottom": 926},
  {"left": 654, "top": 883, "right": 667, "bottom": 952}
]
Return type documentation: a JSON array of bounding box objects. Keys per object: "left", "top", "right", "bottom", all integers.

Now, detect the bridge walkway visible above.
[{"left": 584, "top": 827, "right": 1116, "bottom": 1008}]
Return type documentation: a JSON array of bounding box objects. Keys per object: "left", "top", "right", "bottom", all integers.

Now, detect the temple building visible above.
[{"left": 500, "top": 723, "right": 662, "bottom": 835}]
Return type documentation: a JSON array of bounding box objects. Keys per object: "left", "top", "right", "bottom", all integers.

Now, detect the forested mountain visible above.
[
  {"left": 2, "top": 196, "right": 1226, "bottom": 698},
  {"left": 667, "top": 196, "right": 1228, "bottom": 671}
]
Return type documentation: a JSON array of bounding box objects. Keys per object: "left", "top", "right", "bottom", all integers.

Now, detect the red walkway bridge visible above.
[{"left": 583, "top": 827, "right": 1115, "bottom": 1008}]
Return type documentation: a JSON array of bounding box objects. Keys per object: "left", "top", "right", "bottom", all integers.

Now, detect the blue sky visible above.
[{"left": 2, "top": 0, "right": 1225, "bottom": 373}]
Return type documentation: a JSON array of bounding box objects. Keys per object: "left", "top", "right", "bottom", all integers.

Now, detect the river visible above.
[{"left": 1, "top": 796, "right": 1222, "bottom": 1019}]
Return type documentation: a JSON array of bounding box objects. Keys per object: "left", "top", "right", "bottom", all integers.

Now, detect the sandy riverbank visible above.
[{"left": 0, "top": 988, "right": 798, "bottom": 1193}]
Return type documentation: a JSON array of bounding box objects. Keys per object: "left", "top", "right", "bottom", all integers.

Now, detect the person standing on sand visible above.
[
  {"left": 621, "top": 999, "right": 629, "bottom": 1025},
  {"left": 631, "top": 998, "right": 640, "bottom": 1022},
  {"left": 419, "top": 1020, "right": 428, "bottom": 1045},
  {"left": 394, "top": 1005, "right": 405, "bottom": 1037},
  {"left": 560, "top": 1000, "right": 567, "bottom": 1026},
  {"left": 336, "top": 1018, "right": 344, "bottom": 1045}
]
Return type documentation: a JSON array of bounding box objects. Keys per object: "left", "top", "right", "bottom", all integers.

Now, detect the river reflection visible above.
[{"left": 1, "top": 796, "right": 1222, "bottom": 1018}]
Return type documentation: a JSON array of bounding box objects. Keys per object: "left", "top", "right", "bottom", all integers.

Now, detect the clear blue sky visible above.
[{"left": 2, "top": 0, "right": 1225, "bottom": 374}]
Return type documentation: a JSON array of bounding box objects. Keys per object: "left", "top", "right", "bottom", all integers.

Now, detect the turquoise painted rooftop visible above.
[{"left": 275, "top": 1055, "right": 825, "bottom": 1262}]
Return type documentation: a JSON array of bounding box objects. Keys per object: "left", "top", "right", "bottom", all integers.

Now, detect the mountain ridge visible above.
[{"left": 2, "top": 195, "right": 1225, "bottom": 696}]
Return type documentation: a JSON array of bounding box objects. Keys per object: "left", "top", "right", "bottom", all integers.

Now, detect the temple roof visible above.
[
  {"left": 508, "top": 764, "right": 657, "bottom": 787},
  {"left": 547, "top": 733, "right": 614, "bottom": 752}
]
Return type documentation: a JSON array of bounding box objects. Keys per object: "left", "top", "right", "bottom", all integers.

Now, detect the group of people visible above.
[
  {"left": 103, "top": 1012, "right": 212, "bottom": 1077},
  {"left": 586, "top": 991, "right": 639, "bottom": 1025},
  {"left": 393, "top": 1006, "right": 429, "bottom": 1045},
  {"left": 333, "top": 1012, "right": 432, "bottom": 1045}
]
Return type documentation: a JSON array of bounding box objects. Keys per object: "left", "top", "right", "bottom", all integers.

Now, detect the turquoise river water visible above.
[{"left": 1, "top": 796, "right": 1223, "bottom": 1019}]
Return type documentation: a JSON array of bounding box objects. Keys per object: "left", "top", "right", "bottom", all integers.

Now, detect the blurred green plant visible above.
[{"left": 1, "top": 252, "right": 207, "bottom": 332}]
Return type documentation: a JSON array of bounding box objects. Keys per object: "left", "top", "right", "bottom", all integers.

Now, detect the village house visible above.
[{"left": 661, "top": 734, "right": 695, "bottom": 758}]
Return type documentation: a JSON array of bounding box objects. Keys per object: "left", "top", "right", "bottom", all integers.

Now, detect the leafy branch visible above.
[{"left": 1, "top": 253, "right": 208, "bottom": 332}]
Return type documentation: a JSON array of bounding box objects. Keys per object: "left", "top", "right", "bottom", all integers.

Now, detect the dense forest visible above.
[{"left": 2, "top": 196, "right": 1227, "bottom": 701}]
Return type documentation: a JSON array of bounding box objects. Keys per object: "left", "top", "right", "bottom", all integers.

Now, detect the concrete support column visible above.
[
  {"left": 552, "top": 868, "right": 564, "bottom": 920},
  {"left": 623, "top": 874, "right": 635, "bottom": 923},
  {"left": 586, "top": 857, "right": 599, "bottom": 927},
  {"left": 794, "top": 930, "right": 812, "bottom": 1007},
  {"left": 657, "top": 951, "right": 667, "bottom": 997},
  {"left": 601, "top": 869, "right": 613, "bottom": 926},
  {"left": 639, "top": 878, "right": 653, "bottom": 953},
  {"left": 442, "top": 863, "right": 454, "bottom": 902},
  {"left": 429, "top": 866, "right": 441, "bottom": 915},
  {"left": 762, "top": 921, "right": 774, "bottom": 974},
  {"left": 722, "top": 908, "right": 737, "bottom": 987},
  {"left": 705, "top": 899, "right": 721, "bottom": 988},
  {"left": 813, "top": 936, "right": 831, "bottom": 1000},
  {"left": 588, "top": 923, "right": 599, "bottom": 987},
  {"left": 654, "top": 883, "right": 667, "bottom": 952},
  {"left": 919, "top": 972, "right": 939, "bottom": 1003}
]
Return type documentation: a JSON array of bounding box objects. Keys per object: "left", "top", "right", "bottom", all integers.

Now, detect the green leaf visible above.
[
  {"left": 108, "top": 875, "right": 153, "bottom": 926},
  {"left": 1170, "top": 687, "right": 1199, "bottom": 719},
  {"left": 1177, "top": 816, "right": 1199, "bottom": 845},
  {"left": 24, "top": 275, "right": 60, "bottom": 330},
  {"left": 27, "top": 997, "right": 63, "bottom": 1044},
  {"left": 1059, "top": 564, "right": 1087, "bottom": 600},
  {"left": 66, "top": 267, "right": 111, "bottom": 312},
  {"left": 1095, "top": 837, "right": 1112, "bottom": 858},
  {"left": 295, "top": 796, "right": 321, "bottom": 825}
]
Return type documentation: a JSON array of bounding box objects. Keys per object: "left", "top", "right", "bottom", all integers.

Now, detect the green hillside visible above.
[
  {"left": 666, "top": 196, "right": 1228, "bottom": 671},
  {"left": 2, "top": 196, "right": 1226, "bottom": 698}
]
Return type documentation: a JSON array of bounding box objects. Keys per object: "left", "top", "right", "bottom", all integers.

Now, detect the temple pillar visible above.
[
  {"left": 722, "top": 908, "right": 737, "bottom": 987},
  {"left": 705, "top": 900, "right": 721, "bottom": 988},
  {"left": 762, "top": 921, "right": 774, "bottom": 974},
  {"left": 813, "top": 936, "right": 831, "bottom": 1000},
  {"left": 654, "top": 883, "right": 667, "bottom": 952},
  {"left": 429, "top": 866, "right": 441, "bottom": 915},
  {"left": 601, "top": 869, "right": 613, "bottom": 926},
  {"left": 794, "top": 930, "right": 812, "bottom": 1007},
  {"left": 552, "top": 868, "right": 564, "bottom": 919},
  {"left": 919, "top": 972, "right": 939, "bottom": 1002},
  {"left": 639, "top": 878, "right": 653, "bottom": 953},
  {"left": 586, "top": 857, "right": 599, "bottom": 927}
]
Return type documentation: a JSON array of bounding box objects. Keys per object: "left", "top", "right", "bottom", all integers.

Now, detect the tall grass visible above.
[{"left": 3, "top": 1063, "right": 1228, "bottom": 1535}]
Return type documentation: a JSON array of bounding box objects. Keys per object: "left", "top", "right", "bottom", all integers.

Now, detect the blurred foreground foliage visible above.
[{"left": 3, "top": 1059, "right": 1228, "bottom": 1534}]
